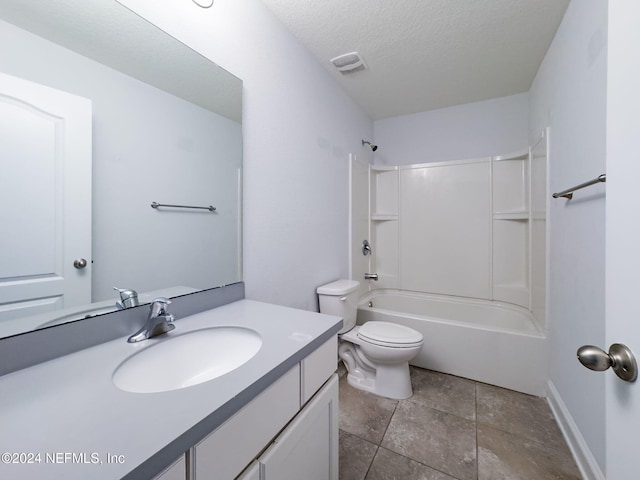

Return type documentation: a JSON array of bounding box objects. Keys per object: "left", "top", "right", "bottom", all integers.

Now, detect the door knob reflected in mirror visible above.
[
  {"left": 577, "top": 343, "right": 637, "bottom": 382},
  {"left": 73, "top": 258, "right": 88, "bottom": 269}
]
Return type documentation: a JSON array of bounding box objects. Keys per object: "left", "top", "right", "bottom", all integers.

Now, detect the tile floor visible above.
[{"left": 338, "top": 365, "right": 582, "bottom": 480}]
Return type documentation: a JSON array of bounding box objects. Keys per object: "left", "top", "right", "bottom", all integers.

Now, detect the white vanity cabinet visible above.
[{"left": 193, "top": 337, "right": 338, "bottom": 480}]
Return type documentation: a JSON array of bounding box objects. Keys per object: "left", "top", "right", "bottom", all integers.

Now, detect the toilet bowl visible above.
[{"left": 317, "top": 279, "right": 423, "bottom": 399}]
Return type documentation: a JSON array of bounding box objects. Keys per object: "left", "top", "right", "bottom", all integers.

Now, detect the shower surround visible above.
[{"left": 350, "top": 133, "right": 548, "bottom": 395}]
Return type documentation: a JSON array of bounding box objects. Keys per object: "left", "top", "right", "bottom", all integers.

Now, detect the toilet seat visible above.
[{"left": 357, "top": 321, "right": 423, "bottom": 348}]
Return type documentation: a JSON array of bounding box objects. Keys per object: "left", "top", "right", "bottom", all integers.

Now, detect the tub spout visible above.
[{"left": 364, "top": 273, "right": 379, "bottom": 281}]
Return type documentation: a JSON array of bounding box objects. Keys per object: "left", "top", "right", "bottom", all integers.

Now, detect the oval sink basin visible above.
[{"left": 112, "top": 327, "right": 262, "bottom": 393}]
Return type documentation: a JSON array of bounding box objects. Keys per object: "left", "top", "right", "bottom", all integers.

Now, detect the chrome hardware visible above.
[
  {"left": 553, "top": 174, "right": 606, "bottom": 199},
  {"left": 368, "top": 301, "right": 373, "bottom": 308},
  {"left": 362, "top": 140, "right": 378, "bottom": 152},
  {"left": 73, "top": 258, "right": 88, "bottom": 269},
  {"left": 114, "top": 287, "right": 139, "bottom": 310},
  {"left": 364, "top": 273, "right": 378, "bottom": 281},
  {"left": 151, "top": 202, "right": 216, "bottom": 212},
  {"left": 128, "top": 297, "right": 176, "bottom": 343},
  {"left": 362, "top": 240, "right": 372, "bottom": 256},
  {"left": 577, "top": 343, "right": 637, "bottom": 382}
]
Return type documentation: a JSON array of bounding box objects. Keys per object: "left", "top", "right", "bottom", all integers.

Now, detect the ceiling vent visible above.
[{"left": 330, "top": 52, "right": 367, "bottom": 74}]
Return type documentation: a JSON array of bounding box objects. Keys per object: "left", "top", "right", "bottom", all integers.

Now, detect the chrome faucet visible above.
[
  {"left": 362, "top": 240, "right": 372, "bottom": 256},
  {"left": 128, "top": 297, "right": 175, "bottom": 343},
  {"left": 364, "top": 273, "right": 379, "bottom": 281},
  {"left": 114, "top": 287, "right": 139, "bottom": 310}
]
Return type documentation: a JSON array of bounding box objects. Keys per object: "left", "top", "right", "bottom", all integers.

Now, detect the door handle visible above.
[
  {"left": 73, "top": 258, "right": 88, "bottom": 269},
  {"left": 577, "top": 343, "right": 637, "bottom": 382}
]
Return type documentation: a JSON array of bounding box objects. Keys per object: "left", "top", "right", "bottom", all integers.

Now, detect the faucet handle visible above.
[{"left": 150, "top": 297, "right": 171, "bottom": 316}]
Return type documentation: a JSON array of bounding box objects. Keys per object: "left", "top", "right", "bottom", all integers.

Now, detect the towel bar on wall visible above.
[
  {"left": 552, "top": 174, "right": 606, "bottom": 199},
  {"left": 151, "top": 202, "right": 216, "bottom": 212}
]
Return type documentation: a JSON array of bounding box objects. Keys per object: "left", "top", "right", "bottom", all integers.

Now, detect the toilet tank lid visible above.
[{"left": 316, "top": 279, "right": 360, "bottom": 295}]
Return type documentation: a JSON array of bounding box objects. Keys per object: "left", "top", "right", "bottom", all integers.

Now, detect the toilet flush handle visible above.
[{"left": 340, "top": 296, "right": 347, "bottom": 302}]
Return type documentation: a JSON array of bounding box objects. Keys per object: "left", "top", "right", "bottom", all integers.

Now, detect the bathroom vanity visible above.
[{"left": 0, "top": 299, "right": 342, "bottom": 480}]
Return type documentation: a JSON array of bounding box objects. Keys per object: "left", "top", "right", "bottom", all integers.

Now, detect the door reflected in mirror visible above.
[{"left": 0, "top": 0, "right": 242, "bottom": 338}]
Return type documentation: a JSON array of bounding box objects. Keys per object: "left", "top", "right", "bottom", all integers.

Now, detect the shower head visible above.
[{"left": 362, "top": 140, "right": 378, "bottom": 152}]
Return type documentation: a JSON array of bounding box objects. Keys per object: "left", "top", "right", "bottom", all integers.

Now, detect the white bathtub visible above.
[{"left": 357, "top": 289, "right": 547, "bottom": 396}]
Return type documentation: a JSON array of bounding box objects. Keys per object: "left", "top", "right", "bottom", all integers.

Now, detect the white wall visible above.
[
  {"left": 0, "top": 19, "right": 242, "bottom": 302},
  {"left": 118, "top": 0, "right": 373, "bottom": 311},
  {"left": 373, "top": 93, "right": 529, "bottom": 165},
  {"left": 529, "top": 0, "right": 607, "bottom": 474}
]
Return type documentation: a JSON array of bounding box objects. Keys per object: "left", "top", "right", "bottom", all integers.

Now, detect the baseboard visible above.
[{"left": 546, "top": 380, "right": 605, "bottom": 480}]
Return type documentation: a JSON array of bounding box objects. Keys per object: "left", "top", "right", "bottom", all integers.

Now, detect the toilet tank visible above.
[{"left": 316, "top": 279, "right": 360, "bottom": 334}]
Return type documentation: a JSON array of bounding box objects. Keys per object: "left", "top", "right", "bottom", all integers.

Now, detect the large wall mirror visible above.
[{"left": 0, "top": 0, "right": 243, "bottom": 338}]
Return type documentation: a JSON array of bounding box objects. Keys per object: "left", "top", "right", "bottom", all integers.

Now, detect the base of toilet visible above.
[{"left": 344, "top": 361, "right": 413, "bottom": 400}]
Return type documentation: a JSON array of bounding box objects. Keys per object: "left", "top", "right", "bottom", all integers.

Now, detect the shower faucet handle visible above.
[{"left": 362, "top": 240, "right": 372, "bottom": 256}]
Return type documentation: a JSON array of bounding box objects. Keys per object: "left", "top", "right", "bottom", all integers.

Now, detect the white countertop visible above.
[{"left": 0, "top": 299, "right": 341, "bottom": 480}]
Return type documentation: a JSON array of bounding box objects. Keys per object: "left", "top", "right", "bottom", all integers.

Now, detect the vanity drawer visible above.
[
  {"left": 194, "top": 365, "right": 300, "bottom": 480},
  {"left": 301, "top": 337, "right": 337, "bottom": 404}
]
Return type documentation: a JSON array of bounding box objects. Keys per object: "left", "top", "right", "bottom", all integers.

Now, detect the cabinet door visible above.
[{"left": 259, "top": 374, "right": 338, "bottom": 480}]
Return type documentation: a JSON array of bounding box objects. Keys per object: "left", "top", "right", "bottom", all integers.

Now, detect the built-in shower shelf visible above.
[
  {"left": 492, "top": 149, "right": 529, "bottom": 162},
  {"left": 493, "top": 212, "right": 529, "bottom": 220},
  {"left": 371, "top": 213, "right": 398, "bottom": 221}
]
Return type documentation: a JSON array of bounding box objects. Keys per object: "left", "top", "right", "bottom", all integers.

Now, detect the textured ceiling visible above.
[{"left": 260, "top": 0, "right": 570, "bottom": 120}]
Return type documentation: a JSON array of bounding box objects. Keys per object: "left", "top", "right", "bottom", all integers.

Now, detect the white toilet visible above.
[{"left": 317, "top": 279, "right": 423, "bottom": 399}]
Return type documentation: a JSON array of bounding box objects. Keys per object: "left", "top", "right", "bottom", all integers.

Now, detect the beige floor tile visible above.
[
  {"left": 381, "top": 401, "right": 477, "bottom": 480},
  {"left": 476, "top": 383, "right": 566, "bottom": 450},
  {"left": 339, "top": 375, "right": 398, "bottom": 444},
  {"left": 477, "top": 424, "right": 582, "bottom": 480},
  {"left": 366, "top": 447, "right": 457, "bottom": 480},
  {"left": 409, "top": 367, "right": 476, "bottom": 421},
  {"left": 339, "top": 430, "right": 378, "bottom": 480}
]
